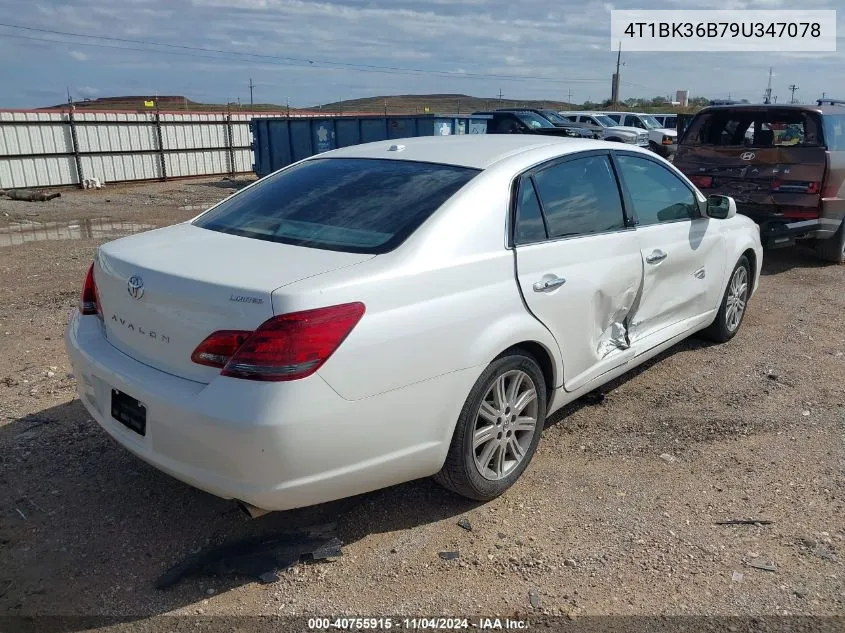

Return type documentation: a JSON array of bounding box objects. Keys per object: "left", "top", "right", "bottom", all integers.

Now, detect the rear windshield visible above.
[
  {"left": 682, "top": 109, "right": 823, "bottom": 148},
  {"left": 193, "top": 158, "right": 479, "bottom": 254}
]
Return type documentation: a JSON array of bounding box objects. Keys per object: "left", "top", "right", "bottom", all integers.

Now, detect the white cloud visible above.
[{"left": 1, "top": 0, "right": 841, "bottom": 108}]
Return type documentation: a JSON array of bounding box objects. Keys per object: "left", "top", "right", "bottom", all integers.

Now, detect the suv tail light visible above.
[
  {"left": 690, "top": 175, "right": 713, "bottom": 188},
  {"left": 79, "top": 262, "right": 102, "bottom": 318},
  {"left": 191, "top": 302, "right": 365, "bottom": 381}
]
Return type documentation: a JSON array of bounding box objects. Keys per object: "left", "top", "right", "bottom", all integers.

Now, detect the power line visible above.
[{"left": 0, "top": 22, "right": 608, "bottom": 84}]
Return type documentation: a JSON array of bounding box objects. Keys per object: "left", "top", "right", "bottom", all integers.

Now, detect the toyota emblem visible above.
[
  {"left": 740, "top": 152, "right": 756, "bottom": 161},
  {"left": 127, "top": 275, "right": 145, "bottom": 300}
]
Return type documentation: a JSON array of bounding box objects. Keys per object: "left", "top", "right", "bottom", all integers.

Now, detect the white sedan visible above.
[{"left": 65, "top": 135, "right": 763, "bottom": 515}]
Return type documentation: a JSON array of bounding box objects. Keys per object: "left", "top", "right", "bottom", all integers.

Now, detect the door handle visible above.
[
  {"left": 533, "top": 276, "right": 566, "bottom": 292},
  {"left": 645, "top": 249, "right": 668, "bottom": 264}
]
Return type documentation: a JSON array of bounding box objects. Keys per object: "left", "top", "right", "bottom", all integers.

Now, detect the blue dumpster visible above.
[{"left": 251, "top": 114, "right": 491, "bottom": 177}]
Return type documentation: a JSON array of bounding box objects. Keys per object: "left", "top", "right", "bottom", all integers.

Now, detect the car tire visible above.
[
  {"left": 814, "top": 220, "right": 845, "bottom": 264},
  {"left": 701, "top": 256, "right": 751, "bottom": 343},
  {"left": 434, "top": 349, "right": 547, "bottom": 501}
]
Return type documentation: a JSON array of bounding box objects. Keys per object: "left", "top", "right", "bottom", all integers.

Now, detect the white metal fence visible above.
[{"left": 0, "top": 109, "right": 308, "bottom": 189}]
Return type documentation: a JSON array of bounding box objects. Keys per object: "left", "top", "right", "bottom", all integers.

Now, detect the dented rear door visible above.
[{"left": 512, "top": 152, "right": 643, "bottom": 393}]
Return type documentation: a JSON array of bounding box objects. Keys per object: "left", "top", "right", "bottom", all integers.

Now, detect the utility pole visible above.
[
  {"left": 248, "top": 78, "right": 255, "bottom": 106},
  {"left": 788, "top": 84, "right": 798, "bottom": 103},
  {"left": 763, "top": 67, "right": 773, "bottom": 104},
  {"left": 498, "top": 89, "right": 503, "bottom": 104},
  {"left": 611, "top": 41, "right": 622, "bottom": 106},
  {"left": 568, "top": 88, "right": 572, "bottom": 105}
]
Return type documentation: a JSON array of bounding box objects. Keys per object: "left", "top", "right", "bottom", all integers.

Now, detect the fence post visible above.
[
  {"left": 226, "top": 108, "right": 235, "bottom": 175},
  {"left": 154, "top": 99, "right": 167, "bottom": 181},
  {"left": 67, "top": 99, "right": 84, "bottom": 188}
]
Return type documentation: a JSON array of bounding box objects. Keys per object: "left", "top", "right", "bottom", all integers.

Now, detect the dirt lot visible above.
[{"left": 0, "top": 178, "right": 843, "bottom": 621}]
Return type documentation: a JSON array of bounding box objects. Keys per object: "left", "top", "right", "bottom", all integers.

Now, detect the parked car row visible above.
[{"left": 474, "top": 108, "right": 677, "bottom": 159}]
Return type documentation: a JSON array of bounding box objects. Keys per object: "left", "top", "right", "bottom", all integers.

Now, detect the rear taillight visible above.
[
  {"left": 79, "top": 263, "right": 101, "bottom": 317},
  {"left": 191, "top": 302, "right": 366, "bottom": 381},
  {"left": 191, "top": 330, "right": 252, "bottom": 368},
  {"left": 690, "top": 175, "right": 713, "bottom": 188}
]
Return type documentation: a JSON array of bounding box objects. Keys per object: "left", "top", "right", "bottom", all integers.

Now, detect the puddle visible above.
[{"left": 0, "top": 218, "right": 155, "bottom": 248}]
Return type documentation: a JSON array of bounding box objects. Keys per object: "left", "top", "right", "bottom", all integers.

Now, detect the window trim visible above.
[
  {"left": 610, "top": 150, "right": 704, "bottom": 227},
  {"left": 508, "top": 149, "right": 635, "bottom": 248}
]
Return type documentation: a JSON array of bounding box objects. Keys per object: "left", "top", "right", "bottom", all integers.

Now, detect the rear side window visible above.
[
  {"left": 823, "top": 115, "right": 845, "bottom": 151},
  {"left": 683, "top": 109, "right": 822, "bottom": 147},
  {"left": 606, "top": 114, "right": 621, "bottom": 123},
  {"left": 514, "top": 180, "right": 547, "bottom": 244},
  {"left": 531, "top": 155, "right": 626, "bottom": 238},
  {"left": 193, "top": 158, "right": 479, "bottom": 254}
]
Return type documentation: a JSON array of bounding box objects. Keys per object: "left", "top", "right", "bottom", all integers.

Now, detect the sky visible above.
[{"left": 0, "top": 0, "right": 842, "bottom": 109}]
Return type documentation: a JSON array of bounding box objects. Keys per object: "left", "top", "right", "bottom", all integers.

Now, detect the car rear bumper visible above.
[
  {"left": 753, "top": 199, "right": 845, "bottom": 247},
  {"left": 65, "top": 312, "right": 476, "bottom": 511}
]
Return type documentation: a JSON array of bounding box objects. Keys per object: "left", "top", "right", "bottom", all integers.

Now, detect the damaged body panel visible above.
[{"left": 515, "top": 230, "right": 643, "bottom": 393}]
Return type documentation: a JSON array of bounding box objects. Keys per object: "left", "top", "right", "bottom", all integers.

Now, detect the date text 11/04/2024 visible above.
[{"left": 306, "top": 618, "right": 530, "bottom": 630}]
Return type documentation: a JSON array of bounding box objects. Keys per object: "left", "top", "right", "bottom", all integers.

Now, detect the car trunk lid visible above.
[{"left": 95, "top": 222, "right": 373, "bottom": 383}]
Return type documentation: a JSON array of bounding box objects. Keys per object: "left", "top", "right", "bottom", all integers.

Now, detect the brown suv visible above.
[{"left": 673, "top": 102, "right": 845, "bottom": 262}]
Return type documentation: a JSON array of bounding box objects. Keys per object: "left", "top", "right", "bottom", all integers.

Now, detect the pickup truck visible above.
[
  {"left": 557, "top": 112, "right": 650, "bottom": 148},
  {"left": 473, "top": 111, "right": 595, "bottom": 139},
  {"left": 603, "top": 112, "right": 678, "bottom": 157}
]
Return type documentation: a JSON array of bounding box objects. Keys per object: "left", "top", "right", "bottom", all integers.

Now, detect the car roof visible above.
[
  {"left": 313, "top": 135, "right": 622, "bottom": 170},
  {"left": 696, "top": 103, "right": 843, "bottom": 115}
]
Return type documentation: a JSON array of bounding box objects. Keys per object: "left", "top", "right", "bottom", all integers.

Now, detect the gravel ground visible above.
[{"left": 0, "top": 178, "right": 843, "bottom": 621}]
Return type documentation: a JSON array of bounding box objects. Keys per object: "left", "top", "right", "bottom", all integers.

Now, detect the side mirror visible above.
[{"left": 705, "top": 195, "right": 737, "bottom": 219}]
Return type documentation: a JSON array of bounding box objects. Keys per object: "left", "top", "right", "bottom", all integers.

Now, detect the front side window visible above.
[
  {"left": 593, "top": 115, "right": 617, "bottom": 127},
  {"left": 641, "top": 115, "right": 662, "bottom": 129},
  {"left": 531, "top": 155, "right": 626, "bottom": 238},
  {"left": 615, "top": 155, "right": 699, "bottom": 226},
  {"left": 517, "top": 113, "right": 554, "bottom": 129},
  {"left": 193, "top": 158, "right": 479, "bottom": 254}
]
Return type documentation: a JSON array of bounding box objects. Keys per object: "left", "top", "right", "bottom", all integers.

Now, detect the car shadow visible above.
[
  {"left": 0, "top": 399, "right": 481, "bottom": 621},
  {"left": 760, "top": 245, "right": 831, "bottom": 276},
  {"left": 543, "top": 334, "right": 713, "bottom": 429}
]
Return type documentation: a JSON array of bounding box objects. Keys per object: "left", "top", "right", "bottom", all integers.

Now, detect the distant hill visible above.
[
  {"left": 36, "top": 93, "right": 699, "bottom": 115},
  {"left": 313, "top": 93, "right": 574, "bottom": 114},
  {"left": 40, "top": 95, "right": 291, "bottom": 113}
]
